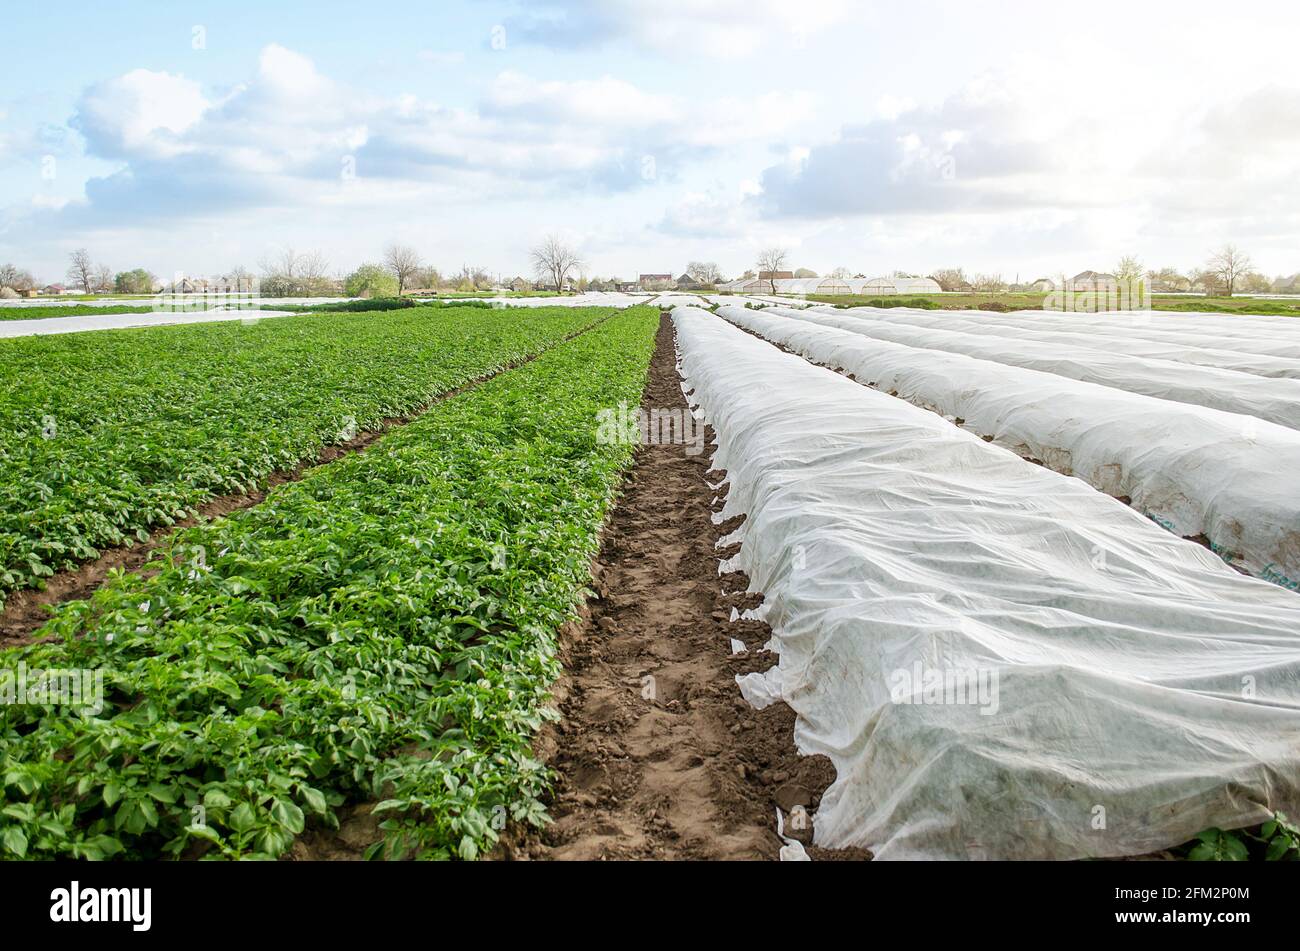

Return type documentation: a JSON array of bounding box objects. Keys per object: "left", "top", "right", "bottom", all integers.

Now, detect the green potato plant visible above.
[{"left": 0, "top": 306, "right": 658, "bottom": 861}]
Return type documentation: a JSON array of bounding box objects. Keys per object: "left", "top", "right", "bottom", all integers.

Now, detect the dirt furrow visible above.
[{"left": 502, "top": 312, "right": 868, "bottom": 861}]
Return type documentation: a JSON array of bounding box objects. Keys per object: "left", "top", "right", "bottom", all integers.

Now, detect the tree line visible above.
[{"left": 4, "top": 241, "right": 1291, "bottom": 301}]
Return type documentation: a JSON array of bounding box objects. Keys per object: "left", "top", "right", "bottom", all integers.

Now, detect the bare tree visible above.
[
  {"left": 1147, "top": 267, "right": 1190, "bottom": 292},
  {"left": 530, "top": 236, "right": 583, "bottom": 293},
  {"left": 0, "top": 263, "right": 35, "bottom": 292},
  {"left": 297, "top": 251, "right": 331, "bottom": 290},
  {"left": 259, "top": 248, "right": 334, "bottom": 297},
  {"left": 66, "top": 248, "right": 95, "bottom": 293},
  {"left": 261, "top": 248, "right": 298, "bottom": 277},
  {"left": 686, "top": 261, "right": 723, "bottom": 286},
  {"left": 929, "top": 268, "right": 967, "bottom": 291},
  {"left": 756, "top": 247, "right": 789, "bottom": 293},
  {"left": 384, "top": 244, "right": 423, "bottom": 296},
  {"left": 1206, "top": 244, "right": 1252, "bottom": 297},
  {"left": 1190, "top": 268, "right": 1224, "bottom": 295},
  {"left": 418, "top": 265, "right": 443, "bottom": 290},
  {"left": 452, "top": 263, "right": 493, "bottom": 290},
  {"left": 259, "top": 248, "right": 300, "bottom": 296},
  {"left": 226, "top": 265, "right": 256, "bottom": 293},
  {"left": 93, "top": 264, "right": 114, "bottom": 293},
  {"left": 1239, "top": 271, "right": 1272, "bottom": 294},
  {"left": 828, "top": 266, "right": 852, "bottom": 280},
  {"left": 972, "top": 273, "right": 1006, "bottom": 293}
]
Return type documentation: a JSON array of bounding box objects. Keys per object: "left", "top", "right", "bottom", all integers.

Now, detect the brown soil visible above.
[
  {"left": 0, "top": 315, "right": 613, "bottom": 648},
  {"left": 498, "top": 312, "right": 870, "bottom": 861}
]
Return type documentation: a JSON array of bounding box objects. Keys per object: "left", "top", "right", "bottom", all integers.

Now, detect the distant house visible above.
[
  {"left": 41, "top": 284, "right": 68, "bottom": 296},
  {"left": 509, "top": 277, "right": 533, "bottom": 293},
  {"left": 638, "top": 273, "right": 673, "bottom": 291},
  {"left": 675, "top": 273, "right": 698, "bottom": 290},
  {"left": 1272, "top": 274, "right": 1300, "bottom": 294},
  {"left": 1068, "top": 270, "right": 1118, "bottom": 292},
  {"left": 1028, "top": 278, "right": 1056, "bottom": 292},
  {"left": 168, "top": 277, "right": 208, "bottom": 294},
  {"left": 205, "top": 275, "right": 256, "bottom": 294}
]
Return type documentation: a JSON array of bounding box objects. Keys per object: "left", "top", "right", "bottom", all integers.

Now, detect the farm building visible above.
[
  {"left": 831, "top": 276, "right": 942, "bottom": 295},
  {"left": 1068, "top": 270, "right": 1118, "bottom": 292},
  {"left": 769, "top": 277, "right": 851, "bottom": 295},
  {"left": 637, "top": 273, "right": 673, "bottom": 291},
  {"left": 1029, "top": 277, "right": 1057, "bottom": 292},
  {"left": 167, "top": 277, "right": 209, "bottom": 294}
]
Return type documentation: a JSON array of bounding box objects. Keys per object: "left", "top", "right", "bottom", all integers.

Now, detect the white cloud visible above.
[
  {"left": 75, "top": 69, "right": 208, "bottom": 159},
  {"left": 47, "top": 47, "right": 817, "bottom": 230},
  {"left": 484, "top": 71, "right": 680, "bottom": 126}
]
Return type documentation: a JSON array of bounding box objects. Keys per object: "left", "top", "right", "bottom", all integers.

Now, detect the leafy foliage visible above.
[
  {"left": 0, "top": 306, "right": 605, "bottom": 607},
  {"left": 0, "top": 306, "right": 658, "bottom": 860},
  {"left": 1185, "top": 814, "right": 1300, "bottom": 861},
  {"left": 263, "top": 299, "right": 498, "bottom": 313}
]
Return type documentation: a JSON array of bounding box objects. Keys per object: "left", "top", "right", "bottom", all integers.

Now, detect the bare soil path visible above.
[{"left": 507, "top": 313, "right": 864, "bottom": 861}]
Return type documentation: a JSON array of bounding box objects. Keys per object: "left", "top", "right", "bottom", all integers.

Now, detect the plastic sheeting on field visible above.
[
  {"left": 843, "top": 304, "right": 1300, "bottom": 363},
  {"left": 0, "top": 292, "right": 651, "bottom": 339},
  {"left": 762, "top": 304, "right": 1300, "bottom": 430},
  {"left": 815, "top": 307, "right": 1300, "bottom": 380},
  {"left": 674, "top": 306, "right": 1300, "bottom": 860},
  {"left": 498, "top": 292, "right": 649, "bottom": 309},
  {"left": 717, "top": 303, "right": 1300, "bottom": 591}
]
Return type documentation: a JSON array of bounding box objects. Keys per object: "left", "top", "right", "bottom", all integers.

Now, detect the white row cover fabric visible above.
[
  {"left": 1015, "top": 304, "right": 1300, "bottom": 337},
  {"left": 713, "top": 277, "right": 945, "bottom": 298},
  {"left": 763, "top": 304, "right": 1300, "bottom": 430},
  {"left": 0, "top": 292, "right": 652, "bottom": 339},
  {"left": 816, "top": 307, "right": 1300, "bottom": 380},
  {"left": 648, "top": 293, "right": 709, "bottom": 309},
  {"left": 673, "top": 306, "right": 1300, "bottom": 861},
  {"left": 498, "top": 292, "right": 650, "bottom": 309},
  {"left": 716, "top": 303, "right": 1300, "bottom": 591},
  {"left": 963, "top": 306, "right": 1300, "bottom": 362}
]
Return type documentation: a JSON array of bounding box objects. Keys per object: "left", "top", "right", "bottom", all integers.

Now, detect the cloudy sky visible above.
[{"left": 2, "top": 0, "right": 1299, "bottom": 284}]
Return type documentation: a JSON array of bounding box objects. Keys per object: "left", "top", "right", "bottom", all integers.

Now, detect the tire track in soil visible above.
[
  {"left": 503, "top": 312, "right": 871, "bottom": 861},
  {"left": 0, "top": 312, "right": 617, "bottom": 648}
]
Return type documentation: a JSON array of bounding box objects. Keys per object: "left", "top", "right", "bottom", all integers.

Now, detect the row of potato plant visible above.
[{"left": 0, "top": 305, "right": 606, "bottom": 607}]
